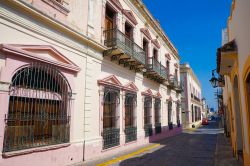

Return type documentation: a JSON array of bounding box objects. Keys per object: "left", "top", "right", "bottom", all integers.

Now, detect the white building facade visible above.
[
  {"left": 0, "top": 0, "right": 182, "bottom": 165},
  {"left": 180, "top": 63, "right": 203, "bottom": 128}
]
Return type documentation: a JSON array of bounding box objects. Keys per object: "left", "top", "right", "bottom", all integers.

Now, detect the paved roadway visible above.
[{"left": 117, "top": 120, "right": 223, "bottom": 166}]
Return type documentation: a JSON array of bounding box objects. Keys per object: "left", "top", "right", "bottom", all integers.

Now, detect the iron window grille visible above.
[
  {"left": 154, "top": 99, "right": 161, "bottom": 134},
  {"left": 103, "top": 88, "right": 120, "bottom": 149},
  {"left": 168, "top": 101, "right": 173, "bottom": 130},
  {"left": 176, "top": 103, "right": 181, "bottom": 127},
  {"left": 144, "top": 97, "right": 152, "bottom": 137},
  {"left": 124, "top": 93, "right": 137, "bottom": 143},
  {"left": 3, "top": 63, "right": 71, "bottom": 153}
]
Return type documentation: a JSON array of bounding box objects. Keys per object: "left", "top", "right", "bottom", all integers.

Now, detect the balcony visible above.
[
  {"left": 103, "top": 28, "right": 146, "bottom": 72},
  {"left": 194, "top": 96, "right": 201, "bottom": 102},
  {"left": 144, "top": 57, "right": 168, "bottom": 83},
  {"left": 168, "top": 76, "right": 183, "bottom": 93},
  {"left": 103, "top": 28, "right": 168, "bottom": 83}
]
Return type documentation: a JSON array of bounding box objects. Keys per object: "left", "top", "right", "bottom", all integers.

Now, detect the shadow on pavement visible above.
[
  {"left": 119, "top": 120, "right": 241, "bottom": 166},
  {"left": 119, "top": 133, "right": 217, "bottom": 166}
]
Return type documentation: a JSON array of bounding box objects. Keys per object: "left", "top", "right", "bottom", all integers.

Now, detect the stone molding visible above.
[{"left": 122, "top": 9, "right": 138, "bottom": 25}]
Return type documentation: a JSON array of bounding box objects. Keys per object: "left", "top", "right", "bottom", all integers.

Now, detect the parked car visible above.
[{"left": 202, "top": 118, "right": 209, "bottom": 125}]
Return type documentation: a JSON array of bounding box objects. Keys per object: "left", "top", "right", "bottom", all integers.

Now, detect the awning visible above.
[{"left": 217, "top": 40, "right": 237, "bottom": 75}]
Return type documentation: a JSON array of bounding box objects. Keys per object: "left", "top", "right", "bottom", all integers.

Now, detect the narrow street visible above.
[
  {"left": 89, "top": 120, "right": 240, "bottom": 166},
  {"left": 119, "top": 121, "right": 219, "bottom": 166}
]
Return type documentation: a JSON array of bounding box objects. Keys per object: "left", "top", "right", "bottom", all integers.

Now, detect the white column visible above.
[
  {"left": 120, "top": 91, "right": 126, "bottom": 145},
  {"left": 99, "top": 86, "right": 104, "bottom": 136},
  {"left": 152, "top": 98, "right": 155, "bottom": 128}
]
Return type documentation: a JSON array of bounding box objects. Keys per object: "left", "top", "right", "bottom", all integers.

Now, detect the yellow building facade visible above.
[{"left": 217, "top": 0, "right": 250, "bottom": 165}]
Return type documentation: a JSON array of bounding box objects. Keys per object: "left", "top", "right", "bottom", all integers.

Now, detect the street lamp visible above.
[{"left": 209, "top": 69, "right": 218, "bottom": 88}]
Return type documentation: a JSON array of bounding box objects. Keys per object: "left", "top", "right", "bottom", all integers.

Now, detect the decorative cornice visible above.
[
  {"left": 140, "top": 28, "right": 152, "bottom": 40},
  {"left": 165, "top": 53, "right": 171, "bottom": 60},
  {"left": 123, "top": 82, "right": 139, "bottom": 92},
  {"left": 151, "top": 39, "right": 160, "bottom": 49},
  {"left": 0, "top": 44, "right": 81, "bottom": 72},
  {"left": 42, "top": 0, "right": 70, "bottom": 15},
  {"left": 1, "top": 0, "right": 105, "bottom": 61},
  {"left": 98, "top": 76, "right": 139, "bottom": 93},
  {"left": 109, "top": 0, "right": 123, "bottom": 11},
  {"left": 132, "top": 0, "right": 179, "bottom": 59},
  {"left": 141, "top": 88, "right": 153, "bottom": 97},
  {"left": 154, "top": 92, "right": 162, "bottom": 98},
  {"left": 166, "top": 96, "right": 173, "bottom": 102},
  {"left": 98, "top": 75, "right": 123, "bottom": 89},
  {"left": 122, "top": 9, "right": 138, "bottom": 25}
]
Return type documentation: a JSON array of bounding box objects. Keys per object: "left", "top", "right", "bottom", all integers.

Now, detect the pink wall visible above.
[
  {"left": 0, "top": 48, "right": 81, "bottom": 166},
  {"left": 84, "top": 126, "right": 182, "bottom": 160}
]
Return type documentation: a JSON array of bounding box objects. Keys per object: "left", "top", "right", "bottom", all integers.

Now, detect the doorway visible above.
[{"left": 233, "top": 76, "right": 243, "bottom": 155}]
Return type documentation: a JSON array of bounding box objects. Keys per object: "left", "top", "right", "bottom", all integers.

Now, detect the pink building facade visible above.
[{"left": 0, "top": 0, "right": 182, "bottom": 165}]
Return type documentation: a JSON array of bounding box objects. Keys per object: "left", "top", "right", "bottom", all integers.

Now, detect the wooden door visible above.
[
  {"left": 105, "top": 16, "right": 113, "bottom": 30},
  {"left": 105, "top": 16, "right": 113, "bottom": 41}
]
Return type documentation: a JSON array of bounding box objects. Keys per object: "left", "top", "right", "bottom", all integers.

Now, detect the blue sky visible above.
[{"left": 142, "top": 0, "right": 232, "bottom": 109}]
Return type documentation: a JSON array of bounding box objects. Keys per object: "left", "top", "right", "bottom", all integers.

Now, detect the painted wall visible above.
[
  {"left": 0, "top": 0, "right": 182, "bottom": 165},
  {"left": 180, "top": 64, "right": 203, "bottom": 128},
  {"left": 223, "top": 0, "right": 250, "bottom": 164}
]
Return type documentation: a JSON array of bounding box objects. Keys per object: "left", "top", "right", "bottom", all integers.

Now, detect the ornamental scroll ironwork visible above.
[{"left": 3, "top": 62, "right": 72, "bottom": 152}]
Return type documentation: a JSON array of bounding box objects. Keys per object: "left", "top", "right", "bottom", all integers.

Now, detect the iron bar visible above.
[{"left": 3, "top": 63, "right": 71, "bottom": 152}]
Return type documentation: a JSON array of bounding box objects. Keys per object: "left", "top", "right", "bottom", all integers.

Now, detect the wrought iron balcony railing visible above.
[
  {"left": 147, "top": 56, "right": 168, "bottom": 80},
  {"left": 194, "top": 96, "right": 201, "bottom": 102},
  {"left": 103, "top": 28, "right": 146, "bottom": 66},
  {"left": 102, "top": 128, "right": 120, "bottom": 149},
  {"left": 144, "top": 124, "right": 153, "bottom": 137},
  {"left": 167, "top": 76, "right": 183, "bottom": 92},
  {"left": 124, "top": 126, "right": 137, "bottom": 143}
]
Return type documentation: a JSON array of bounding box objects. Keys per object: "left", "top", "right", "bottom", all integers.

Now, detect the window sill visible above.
[
  {"left": 124, "top": 140, "right": 137, "bottom": 146},
  {"left": 2, "top": 143, "right": 70, "bottom": 158},
  {"left": 101, "top": 145, "right": 121, "bottom": 152},
  {"left": 42, "top": 0, "right": 70, "bottom": 15}
]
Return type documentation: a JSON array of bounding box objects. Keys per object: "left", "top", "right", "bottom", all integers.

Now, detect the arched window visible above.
[
  {"left": 144, "top": 96, "right": 152, "bottom": 137},
  {"left": 124, "top": 93, "right": 137, "bottom": 143},
  {"left": 103, "top": 88, "right": 120, "bottom": 149},
  {"left": 3, "top": 63, "right": 71, "bottom": 152}
]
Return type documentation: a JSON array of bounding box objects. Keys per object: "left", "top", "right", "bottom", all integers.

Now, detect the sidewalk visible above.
[
  {"left": 214, "top": 134, "right": 243, "bottom": 166},
  {"left": 74, "top": 143, "right": 162, "bottom": 166}
]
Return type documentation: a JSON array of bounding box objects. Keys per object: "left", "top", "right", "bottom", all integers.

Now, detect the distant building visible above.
[{"left": 180, "top": 63, "right": 203, "bottom": 128}]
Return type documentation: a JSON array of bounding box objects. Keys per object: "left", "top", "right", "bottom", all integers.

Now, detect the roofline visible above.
[
  {"left": 180, "top": 63, "right": 202, "bottom": 88},
  {"left": 132, "top": 0, "right": 180, "bottom": 60}
]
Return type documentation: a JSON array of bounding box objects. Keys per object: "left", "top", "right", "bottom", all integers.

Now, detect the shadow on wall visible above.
[
  {"left": 101, "top": 58, "right": 137, "bottom": 82},
  {"left": 148, "top": 125, "right": 182, "bottom": 143},
  {"left": 142, "top": 76, "right": 161, "bottom": 92}
]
